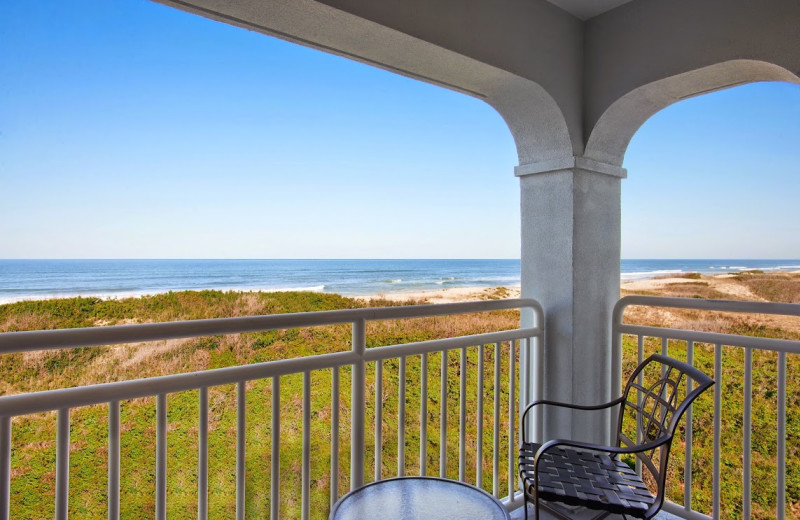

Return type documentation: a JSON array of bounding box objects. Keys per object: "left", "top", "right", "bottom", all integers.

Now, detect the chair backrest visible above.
[{"left": 615, "top": 354, "right": 714, "bottom": 511}]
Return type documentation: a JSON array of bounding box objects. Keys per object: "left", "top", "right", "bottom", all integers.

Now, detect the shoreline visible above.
[
  {"left": 2, "top": 270, "right": 799, "bottom": 306},
  {"left": 360, "top": 285, "right": 521, "bottom": 303},
  {"left": 0, "top": 285, "right": 523, "bottom": 306}
]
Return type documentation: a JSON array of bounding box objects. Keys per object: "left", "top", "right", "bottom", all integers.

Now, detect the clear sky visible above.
[{"left": 2, "top": 0, "right": 798, "bottom": 259}]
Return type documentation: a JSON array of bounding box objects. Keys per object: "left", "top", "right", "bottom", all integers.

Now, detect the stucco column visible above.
[{"left": 517, "top": 157, "right": 626, "bottom": 445}]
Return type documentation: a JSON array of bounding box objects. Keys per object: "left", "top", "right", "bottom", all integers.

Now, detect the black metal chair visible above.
[{"left": 518, "top": 354, "right": 714, "bottom": 520}]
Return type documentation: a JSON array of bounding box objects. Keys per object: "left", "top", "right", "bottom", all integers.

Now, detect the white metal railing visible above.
[
  {"left": 0, "top": 298, "right": 543, "bottom": 520},
  {"left": 612, "top": 296, "right": 800, "bottom": 520}
]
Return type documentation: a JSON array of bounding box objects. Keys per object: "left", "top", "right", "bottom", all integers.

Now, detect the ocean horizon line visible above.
[{"left": 2, "top": 257, "right": 799, "bottom": 261}]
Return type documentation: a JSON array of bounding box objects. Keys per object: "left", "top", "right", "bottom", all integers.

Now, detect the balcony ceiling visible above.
[{"left": 545, "top": 0, "right": 634, "bottom": 20}]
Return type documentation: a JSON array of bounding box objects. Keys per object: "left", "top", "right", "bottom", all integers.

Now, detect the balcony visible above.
[
  {"left": 0, "top": 296, "right": 796, "bottom": 519},
  {"left": 4, "top": 0, "right": 799, "bottom": 518}
]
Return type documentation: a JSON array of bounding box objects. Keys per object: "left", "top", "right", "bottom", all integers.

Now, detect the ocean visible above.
[{"left": 1, "top": 259, "right": 799, "bottom": 304}]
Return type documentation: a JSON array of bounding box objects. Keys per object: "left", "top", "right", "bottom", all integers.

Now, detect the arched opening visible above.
[
  {"left": 622, "top": 81, "right": 800, "bottom": 261},
  {"left": 2, "top": 0, "right": 527, "bottom": 266},
  {"left": 1, "top": 2, "right": 540, "bottom": 518},
  {"left": 586, "top": 60, "right": 800, "bottom": 166},
  {"left": 616, "top": 79, "right": 800, "bottom": 516}
]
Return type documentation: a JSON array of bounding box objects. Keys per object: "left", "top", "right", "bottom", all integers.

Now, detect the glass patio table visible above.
[{"left": 330, "top": 476, "right": 511, "bottom": 520}]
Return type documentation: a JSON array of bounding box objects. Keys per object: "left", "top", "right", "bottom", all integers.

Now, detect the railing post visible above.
[
  {"left": 610, "top": 301, "right": 624, "bottom": 444},
  {"left": 350, "top": 318, "right": 366, "bottom": 490}
]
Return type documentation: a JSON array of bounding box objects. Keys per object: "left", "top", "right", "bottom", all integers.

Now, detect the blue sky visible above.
[{"left": 1, "top": 0, "right": 798, "bottom": 259}]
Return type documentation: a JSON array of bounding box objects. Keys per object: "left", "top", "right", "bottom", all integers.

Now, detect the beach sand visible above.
[
  {"left": 359, "top": 270, "right": 800, "bottom": 304},
  {"left": 361, "top": 286, "right": 521, "bottom": 304},
  {"left": 620, "top": 275, "right": 766, "bottom": 300}
]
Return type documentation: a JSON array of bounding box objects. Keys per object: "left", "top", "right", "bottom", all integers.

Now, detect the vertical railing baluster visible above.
[
  {"left": 270, "top": 377, "right": 280, "bottom": 520},
  {"left": 302, "top": 371, "right": 311, "bottom": 520},
  {"left": 330, "top": 367, "right": 340, "bottom": 510},
  {"left": 777, "top": 351, "right": 786, "bottom": 520},
  {"left": 508, "top": 340, "right": 515, "bottom": 497},
  {"left": 236, "top": 381, "right": 246, "bottom": 520},
  {"left": 420, "top": 353, "right": 428, "bottom": 477},
  {"left": 0, "top": 416, "right": 11, "bottom": 520},
  {"left": 156, "top": 395, "right": 167, "bottom": 520},
  {"left": 712, "top": 344, "right": 722, "bottom": 517},
  {"left": 375, "top": 360, "right": 383, "bottom": 482},
  {"left": 109, "top": 401, "right": 120, "bottom": 520},
  {"left": 398, "top": 356, "right": 407, "bottom": 477},
  {"left": 439, "top": 349, "right": 447, "bottom": 478},
  {"left": 684, "top": 341, "right": 694, "bottom": 513},
  {"left": 534, "top": 333, "right": 544, "bottom": 443},
  {"left": 476, "top": 344, "right": 484, "bottom": 488},
  {"left": 56, "top": 408, "right": 70, "bottom": 520},
  {"left": 637, "top": 334, "right": 644, "bottom": 368},
  {"left": 520, "top": 337, "right": 529, "bottom": 444},
  {"left": 351, "top": 319, "right": 366, "bottom": 490},
  {"left": 493, "top": 342, "right": 500, "bottom": 498},
  {"left": 636, "top": 335, "right": 644, "bottom": 476},
  {"left": 743, "top": 348, "right": 752, "bottom": 519},
  {"left": 459, "top": 347, "right": 466, "bottom": 482},
  {"left": 374, "top": 359, "right": 383, "bottom": 481},
  {"left": 199, "top": 387, "right": 208, "bottom": 520}
]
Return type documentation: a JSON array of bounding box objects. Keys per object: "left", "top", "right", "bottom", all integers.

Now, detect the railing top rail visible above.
[
  {"left": 613, "top": 295, "right": 800, "bottom": 326},
  {"left": 0, "top": 350, "right": 357, "bottom": 417},
  {"left": 364, "top": 327, "right": 540, "bottom": 361},
  {"left": 617, "top": 323, "right": 800, "bottom": 354},
  {"left": 0, "top": 298, "right": 542, "bottom": 355}
]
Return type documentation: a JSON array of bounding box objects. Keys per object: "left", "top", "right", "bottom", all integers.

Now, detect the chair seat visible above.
[{"left": 519, "top": 442, "right": 656, "bottom": 519}]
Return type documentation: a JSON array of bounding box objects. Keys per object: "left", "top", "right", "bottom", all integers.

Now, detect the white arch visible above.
[
  {"left": 484, "top": 75, "right": 574, "bottom": 165},
  {"left": 585, "top": 60, "right": 800, "bottom": 166}
]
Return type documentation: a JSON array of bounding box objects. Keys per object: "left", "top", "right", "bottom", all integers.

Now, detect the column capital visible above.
[{"left": 514, "top": 156, "right": 627, "bottom": 179}]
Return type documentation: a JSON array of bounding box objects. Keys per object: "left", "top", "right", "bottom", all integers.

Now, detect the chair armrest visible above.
[{"left": 520, "top": 396, "right": 625, "bottom": 440}]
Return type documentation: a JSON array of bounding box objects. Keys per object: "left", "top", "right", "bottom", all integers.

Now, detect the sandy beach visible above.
[
  {"left": 361, "top": 285, "right": 521, "bottom": 304},
  {"left": 620, "top": 274, "right": 767, "bottom": 300},
  {"left": 358, "top": 269, "right": 800, "bottom": 304}
]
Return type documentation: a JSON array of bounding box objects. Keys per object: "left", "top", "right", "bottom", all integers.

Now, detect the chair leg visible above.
[{"left": 523, "top": 495, "right": 528, "bottom": 520}]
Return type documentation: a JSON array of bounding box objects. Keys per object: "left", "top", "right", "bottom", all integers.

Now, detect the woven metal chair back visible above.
[{"left": 615, "top": 354, "right": 714, "bottom": 506}]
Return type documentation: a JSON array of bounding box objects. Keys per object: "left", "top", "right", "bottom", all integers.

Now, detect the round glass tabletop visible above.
[{"left": 330, "top": 477, "right": 511, "bottom": 520}]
